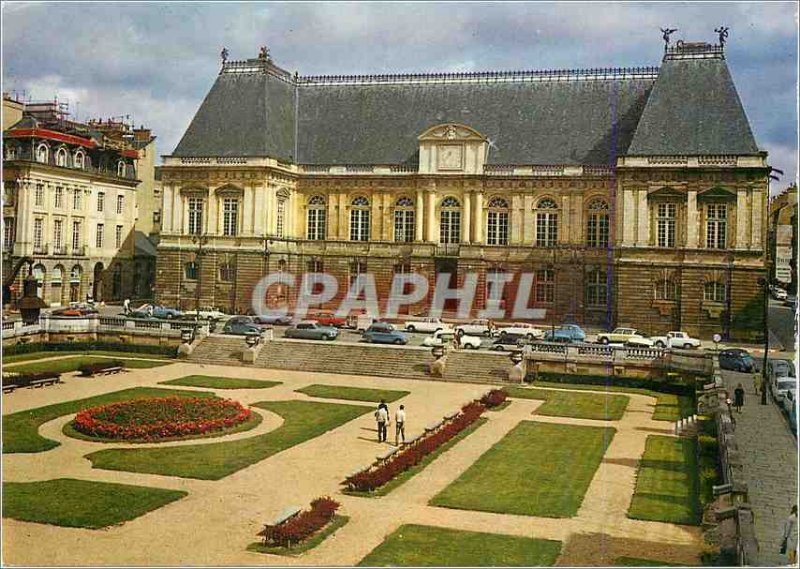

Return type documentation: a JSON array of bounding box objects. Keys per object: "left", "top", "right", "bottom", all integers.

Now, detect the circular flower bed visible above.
[{"left": 73, "top": 397, "right": 252, "bottom": 441}]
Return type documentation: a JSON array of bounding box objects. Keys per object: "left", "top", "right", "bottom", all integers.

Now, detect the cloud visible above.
[{"left": 2, "top": 1, "right": 797, "bottom": 185}]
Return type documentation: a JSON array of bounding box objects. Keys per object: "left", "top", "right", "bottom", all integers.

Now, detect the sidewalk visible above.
[{"left": 720, "top": 369, "right": 798, "bottom": 567}]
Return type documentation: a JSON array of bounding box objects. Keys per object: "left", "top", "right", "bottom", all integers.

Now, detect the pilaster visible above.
[
  {"left": 415, "top": 189, "right": 424, "bottom": 241},
  {"left": 686, "top": 189, "right": 698, "bottom": 248},
  {"left": 462, "top": 190, "right": 472, "bottom": 243},
  {"left": 736, "top": 189, "right": 748, "bottom": 249},
  {"left": 473, "top": 191, "right": 484, "bottom": 243}
]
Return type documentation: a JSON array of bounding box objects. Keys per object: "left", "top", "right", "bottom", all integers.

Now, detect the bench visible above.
[
  {"left": 404, "top": 434, "right": 421, "bottom": 446},
  {"left": 424, "top": 420, "right": 444, "bottom": 433},
  {"left": 259, "top": 505, "right": 303, "bottom": 544},
  {"left": 99, "top": 366, "right": 124, "bottom": 376},
  {"left": 443, "top": 411, "right": 460, "bottom": 421},
  {"left": 2, "top": 384, "right": 19, "bottom": 393},
  {"left": 29, "top": 377, "right": 61, "bottom": 389},
  {"left": 345, "top": 465, "right": 370, "bottom": 480},
  {"left": 376, "top": 446, "right": 398, "bottom": 462}
]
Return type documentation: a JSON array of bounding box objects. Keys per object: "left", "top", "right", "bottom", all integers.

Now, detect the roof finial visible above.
[
  {"left": 258, "top": 45, "right": 270, "bottom": 61},
  {"left": 220, "top": 47, "right": 229, "bottom": 63},
  {"left": 660, "top": 27, "right": 678, "bottom": 52},
  {"left": 714, "top": 26, "right": 729, "bottom": 48}
]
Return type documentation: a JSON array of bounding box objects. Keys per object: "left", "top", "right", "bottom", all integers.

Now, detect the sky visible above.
[{"left": 3, "top": 1, "right": 798, "bottom": 192}]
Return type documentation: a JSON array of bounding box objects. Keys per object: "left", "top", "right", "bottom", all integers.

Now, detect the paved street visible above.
[{"left": 721, "top": 369, "right": 798, "bottom": 566}]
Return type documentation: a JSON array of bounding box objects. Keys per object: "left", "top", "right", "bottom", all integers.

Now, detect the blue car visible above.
[
  {"left": 363, "top": 323, "right": 408, "bottom": 345},
  {"left": 542, "top": 324, "right": 586, "bottom": 343},
  {"left": 137, "top": 304, "right": 183, "bottom": 320}
]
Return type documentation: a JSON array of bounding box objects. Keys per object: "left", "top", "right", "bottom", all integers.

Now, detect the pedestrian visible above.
[
  {"left": 374, "top": 405, "right": 389, "bottom": 443},
  {"left": 395, "top": 404, "right": 406, "bottom": 446},
  {"left": 781, "top": 505, "right": 798, "bottom": 564},
  {"left": 453, "top": 333, "right": 461, "bottom": 351},
  {"left": 123, "top": 297, "right": 131, "bottom": 315},
  {"left": 734, "top": 383, "right": 745, "bottom": 413},
  {"left": 753, "top": 372, "right": 761, "bottom": 396}
]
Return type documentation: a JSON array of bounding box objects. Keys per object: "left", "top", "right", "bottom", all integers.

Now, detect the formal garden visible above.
[{"left": 1, "top": 348, "right": 709, "bottom": 567}]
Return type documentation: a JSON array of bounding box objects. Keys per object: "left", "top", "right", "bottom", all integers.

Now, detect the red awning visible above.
[{"left": 5, "top": 128, "right": 97, "bottom": 148}]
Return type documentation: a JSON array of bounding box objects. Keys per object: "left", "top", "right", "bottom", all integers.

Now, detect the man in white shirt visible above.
[
  {"left": 395, "top": 405, "right": 406, "bottom": 445},
  {"left": 375, "top": 406, "right": 389, "bottom": 442}
]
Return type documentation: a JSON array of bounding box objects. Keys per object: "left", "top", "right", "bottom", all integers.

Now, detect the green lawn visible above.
[
  {"left": 345, "top": 418, "right": 489, "bottom": 498},
  {"left": 5, "top": 355, "right": 169, "bottom": 374},
  {"left": 2, "top": 478, "right": 186, "bottom": 529},
  {"left": 296, "top": 384, "right": 410, "bottom": 403},
  {"left": 3, "top": 387, "right": 216, "bottom": 454},
  {"left": 628, "top": 436, "right": 700, "bottom": 526},
  {"left": 3, "top": 351, "right": 172, "bottom": 365},
  {"left": 159, "top": 375, "right": 281, "bottom": 390},
  {"left": 505, "top": 386, "right": 629, "bottom": 420},
  {"left": 247, "top": 515, "right": 350, "bottom": 556},
  {"left": 357, "top": 524, "right": 562, "bottom": 567},
  {"left": 615, "top": 557, "right": 686, "bottom": 566},
  {"left": 430, "top": 421, "right": 615, "bottom": 518},
  {"left": 86, "top": 400, "right": 370, "bottom": 480}
]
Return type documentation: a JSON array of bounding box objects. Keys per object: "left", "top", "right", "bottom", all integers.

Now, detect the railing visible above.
[
  {"left": 624, "top": 346, "right": 666, "bottom": 360},
  {"left": 99, "top": 316, "right": 127, "bottom": 328},
  {"left": 2, "top": 320, "right": 15, "bottom": 331},
  {"left": 528, "top": 342, "right": 568, "bottom": 355},
  {"left": 576, "top": 344, "right": 613, "bottom": 358},
  {"left": 2, "top": 315, "right": 211, "bottom": 340}
]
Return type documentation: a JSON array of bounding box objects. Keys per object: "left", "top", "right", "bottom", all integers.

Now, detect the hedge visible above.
[
  {"left": 529, "top": 372, "right": 697, "bottom": 397},
  {"left": 2, "top": 342, "right": 178, "bottom": 358}
]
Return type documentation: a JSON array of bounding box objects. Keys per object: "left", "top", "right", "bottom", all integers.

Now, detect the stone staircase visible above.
[{"left": 189, "top": 335, "right": 513, "bottom": 384}]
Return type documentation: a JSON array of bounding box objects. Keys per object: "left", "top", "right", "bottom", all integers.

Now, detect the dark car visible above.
[
  {"left": 490, "top": 333, "right": 525, "bottom": 351},
  {"left": 719, "top": 348, "right": 756, "bottom": 373},
  {"left": 362, "top": 322, "right": 408, "bottom": 345},
  {"left": 223, "top": 316, "right": 262, "bottom": 336}
]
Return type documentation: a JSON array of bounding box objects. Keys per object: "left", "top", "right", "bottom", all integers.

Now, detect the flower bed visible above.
[
  {"left": 480, "top": 389, "right": 508, "bottom": 408},
  {"left": 343, "top": 401, "right": 486, "bottom": 493},
  {"left": 73, "top": 396, "right": 251, "bottom": 441},
  {"left": 258, "top": 497, "right": 340, "bottom": 548}
]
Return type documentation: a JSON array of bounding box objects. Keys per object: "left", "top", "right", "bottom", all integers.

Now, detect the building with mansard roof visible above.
[{"left": 157, "top": 39, "right": 769, "bottom": 339}]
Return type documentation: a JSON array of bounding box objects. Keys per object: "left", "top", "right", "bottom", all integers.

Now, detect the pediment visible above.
[
  {"left": 418, "top": 123, "right": 486, "bottom": 142},
  {"left": 698, "top": 186, "right": 736, "bottom": 200},
  {"left": 648, "top": 186, "right": 684, "bottom": 199}
]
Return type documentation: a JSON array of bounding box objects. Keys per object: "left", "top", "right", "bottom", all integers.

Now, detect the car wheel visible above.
[
  {"left": 526, "top": 333, "right": 534, "bottom": 341},
  {"left": 683, "top": 343, "right": 692, "bottom": 349},
  {"left": 394, "top": 338, "right": 403, "bottom": 345},
  {"left": 469, "top": 343, "right": 479, "bottom": 350},
  {"left": 600, "top": 337, "right": 609, "bottom": 345},
  {"left": 655, "top": 341, "right": 666, "bottom": 348},
  {"left": 499, "top": 330, "right": 507, "bottom": 337},
  {"left": 407, "top": 325, "right": 416, "bottom": 333}
]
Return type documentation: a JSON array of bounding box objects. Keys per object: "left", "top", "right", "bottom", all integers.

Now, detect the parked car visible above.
[
  {"left": 222, "top": 316, "right": 263, "bottom": 336},
  {"left": 542, "top": 324, "right": 586, "bottom": 343},
  {"left": 126, "top": 309, "right": 155, "bottom": 319},
  {"left": 771, "top": 286, "right": 788, "bottom": 301},
  {"left": 284, "top": 321, "right": 339, "bottom": 341},
  {"left": 183, "top": 307, "right": 229, "bottom": 321},
  {"left": 495, "top": 323, "right": 544, "bottom": 341},
  {"left": 362, "top": 322, "right": 408, "bottom": 345},
  {"left": 253, "top": 314, "right": 294, "bottom": 326},
  {"left": 785, "top": 294, "right": 797, "bottom": 310},
  {"left": 455, "top": 319, "right": 495, "bottom": 337},
  {"left": 310, "top": 312, "right": 348, "bottom": 327},
  {"left": 51, "top": 306, "right": 97, "bottom": 317},
  {"left": 596, "top": 327, "right": 648, "bottom": 345},
  {"left": 404, "top": 317, "right": 449, "bottom": 334},
  {"left": 650, "top": 331, "right": 702, "bottom": 349},
  {"left": 489, "top": 333, "right": 525, "bottom": 351},
  {"left": 423, "top": 329, "right": 482, "bottom": 349},
  {"left": 625, "top": 336, "right": 655, "bottom": 348},
  {"left": 773, "top": 378, "right": 797, "bottom": 409},
  {"left": 767, "top": 359, "right": 796, "bottom": 393},
  {"left": 718, "top": 348, "right": 756, "bottom": 373},
  {"left": 136, "top": 304, "right": 183, "bottom": 319}
]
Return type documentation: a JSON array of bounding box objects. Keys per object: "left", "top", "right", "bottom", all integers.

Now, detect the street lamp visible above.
[
  {"left": 191, "top": 233, "right": 209, "bottom": 316},
  {"left": 757, "top": 277, "right": 769, "bottom": 405}
]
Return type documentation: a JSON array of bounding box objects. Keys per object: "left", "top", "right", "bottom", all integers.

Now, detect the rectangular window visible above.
[
  {"left": 222, "top": 198, "right": 238, "bottom": 236},
  {"left": 536, "top": 213, "right": 558, "bottom": 246},
  {"left": 587, "top": 213, "right": 610, "bottom": 247},
  {"left": 394, "top": 210, "right": 415, "bottom": 242},
  {"left": 276, "top": 199, "right": 285, "bottom": 238},
  {"left": 350, "top": 209, "right": 370, "bottom": 241},
  {"left": 97, "top": 192, "right": 105, "bottom": 212},
  {"left": 487, "top": 211, "right": 509, "bottom": 245},
  {"left": 3, "top": 218, "right": 14, "bottom": 249},
  {"left": 349, "top": 260, "right": 367, "bottom": 286},
  {"left": 72, "top": 221, "right": 81, "bottom": 251},
  {"left": 535, "top": 269, "right": 555, "bottom": 303},
  {"left": 439, "top": 210, "right": 460, "bottom": 244},
  {"left": 307, "top": 208, "right": 326, "bottom": 240},
  {"left": 586, "top": 271, "right": 608, "bottom": 307},
  {"left": 706, "top": 204, "right": 727, "bottom": 249},
  {"left": 73, "top": 188, "right": 82, "bottom": 210},
  {"left": 656, "top": 203, "right": 677, "bottom": 248},
  {"left": 116, "top": 195, "right": 124, "bottom": 215},
  {"left": 54, "top": 186, "right": 63, "bottom": 209},
  {"left": 115, "top": 225, "right": 123, "bottom": 248},
  {"left": 34, "top": 184, "right": 44, "bottom": 207},
  {"left": 188, "top": 198, "right": 204, "bottom": 235},
  {"left": 33, "top": 218, "right": 43, "bottom": 250},
  {"left": 53, "top": 219, "right": 63, "bottom": 250},
  {"left": 96, "top": 223, "right": 104, "bottom": 248}
]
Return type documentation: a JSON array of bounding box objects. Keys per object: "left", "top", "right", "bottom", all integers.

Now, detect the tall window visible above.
[
  {"left": 97, "top": 192, "right": 105, "bottom": 212},
  {"left": 654, "top": 278, "right": 677, "bottom": 301},
  {"left": 96, "top": 223, "right": 104, "bottom": 248},
  {"left": 74, "top": 151, "right": 84, "bottom": 169},
  {"left": 586, "top": 198, "right": 610, "bottom": 247},
  {"left": 3, "top": 218, "right": 14, "bottom": 249},
  {"left": 656, "top": 203, "right": 677, "bottom": 248},
  {"left": 439, "top": 196, "right": 461, "bottom": 244},
  {"left": 706, "top": 204, "right": 727, "bottom": 249},
  {"left": 56, "top": 148, "right": 67, "bottom": 167},
  {"left": 36, "top": 144, "right": 48, "bottom": 164},
  {"left": 535, "top": 198, "right": 558, "bottom": 246},
  {"left": 53, "top": 219, "right": 63, "bottom": 251},
  {"left": 73, "top": 188, "right": 82, "bottom": 210},
  {"left": 306, "top": 195, "right": 326, "bottom": 240},
  {"left": 34, "top": 184, "right": 44, "bottom": 207},
  {"left": 115, "top": 225, "right": 123, "bottom": 248},
  {"left": 307, "top": 259, "right": 324, "bottom": 273},
  {"left": 349, "top": 196, "right": 370, "bottom": 241},
  {"left": 219, "top": 262, "right": 235, "bottom": 282},
  {"left": 276, "top": 198, "right": 286, "bottom": 238},
  {"left": 535, "top": 269, "right": 555, "bottom": 303},
  {"left": 704, "top": 281, "right": 726, "bottom": 302},
  {"left": 117, "top": 161, "right": 126, "bottom": 177},
  {"left": 394, "top": 197, "right": 415, "bottom": 242},
  {"left": 586, "top": 269, "right": 608, "bottom": 307},
  {"left": 116, "top": 195, "right": 124, "bottom": 214},
  {"left": 54, "top": 186, "right": 63, "bottom": 209},
  {"left": 188, "top": 198, "right": 204, "bottom": 235},
  {"left": 486, "top": 197, "right": 509, "bottom": 245},
  {"left": 51, "top": 266, "right": 63, "bottom": 288},
  {"left": 72, "top": 221, "right": 81, "bottom": 251},
  {"left": 349, "top": 260, "right": 367, "bottom": 286},
  {"left": 33, "top": 218, "right": 43, "bottom": 250},
  {"left": 184, "top": 262, "right": 198, "bottom": 280},
  {"left": 223, "top": 198, "right": 239, "bottom": 236}
]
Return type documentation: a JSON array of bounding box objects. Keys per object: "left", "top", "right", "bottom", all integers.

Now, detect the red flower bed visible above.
[
  {"left": 480, "top": 388, "right": 508, "bottom": 408},
  {"left": 258, "top": 497, "right": 340, "bottom": 547},
  {"left": 343, "top": 401, "right": 486, "bottom": 492},
  {"left": 73, "top": 396, "right": 251, "bottom": 441}
]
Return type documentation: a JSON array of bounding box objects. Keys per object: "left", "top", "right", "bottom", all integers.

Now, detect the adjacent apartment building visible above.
[
  {"left": 2, "top": 95, "right": 157, "bottom": 305},
  {"left": 769, "top": 184, "right": 797, "bottom": 293},
  {"left": 156, "top": 39, "right": 769, "bottom": 338}
]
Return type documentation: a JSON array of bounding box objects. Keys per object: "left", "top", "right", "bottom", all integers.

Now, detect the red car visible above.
[{"left": 312, "top": 312, "right": 347, "bottom": 327}]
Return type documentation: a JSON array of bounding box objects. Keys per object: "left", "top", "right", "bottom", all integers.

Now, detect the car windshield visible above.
[{"left": 778, "top": 380, "right": 796, "bottom": 391}]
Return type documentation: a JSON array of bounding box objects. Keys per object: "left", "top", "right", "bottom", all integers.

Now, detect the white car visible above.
[
  {"left": 772, "top": 286, "right": 788, "bottom": 301},
  {"left": 773, "top": 378, "right": 797, "bottom": 408},
  {"left": 404, "top": 317, "right": 451, "bottom": 334},
  {"left": 455, "top": 319, "right": 495, "bottom": 337},
  {"left": 182, "top": 307, "right": 229, "bottom": 321},
  {"left": 650, "top": 331, "right": 702, "bottom": 349},
  {"left": 422, "top": 329, "right": 482, "bottom": 350},
  {"left": 496, "top": 323, "right": 545, "bottom": 340},
  {"left": 625, "top": 336, "right": 655, "bottom": 348},
  {"left": 780, "top": 388, "right": 796, "bottom": 414}
]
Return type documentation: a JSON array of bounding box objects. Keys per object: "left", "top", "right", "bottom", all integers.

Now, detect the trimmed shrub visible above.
[
  {"left": 531, "top": 372, "right": 697, "bottom": 397},
  {"left": 3, "top": 342, "right": 178, "bottom": 358},
  {"left": 698, "top": 435, "right": 719, "bottom": 457},
  {"left": 78, "top": 360, "right": 125, "bottom": 376},
  {"left": 258, "top": 497, "right": 340, "bottom": 547},
  {"left": 480, "top": 389, "right": 508, "bottom": 408}
]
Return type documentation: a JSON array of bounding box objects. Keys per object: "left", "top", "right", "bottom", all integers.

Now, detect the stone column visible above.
[
  {"left": 338, "top": 192, "right": 348, "bottom": 240},
  {"left": 242, "top": 185, "right": 254, "bottom": 236},
  {"left": 206, "top": 190, "right": 218, "bottom": 235},
  {"left": 426, "top": 190, "right": 436, "bottom": 242},
  {"left": 14, "top": 178, "right": 32, "bottom": 254},
  {"left": 172, "top": 187, "right": 183, "bottom": 235},
  {"left": 264, "top": 184, "right": 275, "bottom": 237},
  {"left": 415, "top": 189, "right": 424, "bottom": 241},
  {"left": 522, "top": 195, "right": 534, "bottom": 244},
  {"left": 473, "top": 191, "right": 484, "bottom": 243},
  {"left": 686, "top": 189, "right": 698, "bottom": 248},
  {"left": 511, "top": 194, "right": 523, "bottom": 245},
  {"left": 381, "top": 193, "right": 391, "bottom": 241},
  {"left": 736, "top": 189, "right": 748, "bottom": 249},
  {"left": 161, "top": 185, "right": 173, "bottom": 234},
  {"left": 636, "top": 189, "right": 650, "bottom": 247},
  {"left": 750, "top": 189, "right": 763, "bottom": 249},
  {"left": 462, "top": 191, "right": 472, "bottom": 243}
]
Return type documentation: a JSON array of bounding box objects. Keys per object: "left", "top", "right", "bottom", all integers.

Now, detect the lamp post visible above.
[
  {"left": 191, "top": 233, "right": 209, "bottom": 318},
  {"left": 757, "top": 277, "right": 769, "bottom": 405}
]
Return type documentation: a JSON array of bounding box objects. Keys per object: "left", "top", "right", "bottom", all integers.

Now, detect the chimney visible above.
[{"left": 133, "top": 127, "right": 151, "bottom": 142}]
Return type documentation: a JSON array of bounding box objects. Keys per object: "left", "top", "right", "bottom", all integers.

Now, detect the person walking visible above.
[
  {"left": 375, "top": 405, "right": 389, "bottom": 443},
  {"left": 781, "top": 505, "right": 798, "bottom": 564},
  {"left": 123, "top": 297, "right": 131, "bottom": 315},
  {"left": 753, "top": 372, "right": 762, "bottom": 396},
  {"left": 395, "top": 404, "right": 406, "bottom": 446},
  {"left": 734, "top": 383, "right": 745, "bottom": 413}
]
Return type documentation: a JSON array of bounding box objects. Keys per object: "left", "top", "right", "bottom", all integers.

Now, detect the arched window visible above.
[
  {"left": 535, "top": 198, "right": 558, "bottom": 247},
  {"left": 184, "top": 261, "right": 198, "bottom": 280},
  {"left": 486, "top": 197, "right": 509, "bottom": 245},
  {"left": 51, "top": 265, "right": 64, "bottom": 285},
  {"left": 219, "top": 262, "right": 235, "bottom": 282},
  {"left": 5, "top": 144, "right": 16, "bottom": 160},
  {"left": 586, "top": 269, "right": 607, "bottom": 307},
  {"left": 56, "top": 147, "right": 68, "bottom": 167},
  {"left": 704, "top": 281, "right": 726, "bottom": 302},
  {"left": 654, "top": 278, "right": 677, "bottom": 301},
  {"left": 394, "top": 196, "right": 415, "bottom": 242},
  {"left": 586, "top": 198, "right": 610, "bottom": 247},
  {"left": 36, "top": 144, "right": 49, "bottom": 164},
  {"left": 439, "top": 196, "right": 461, "bottom": 244},
  {"left": 306, "top": 195, "right": 327, "bottom": 241},
  {"left": 74, "top": 151, "right": 85, "bottom": 169},
  {"left": 350, "top": 196, "right": 370, "bottom": 241},
  {"left": 117, "top": 161, "right": 126, "bottom": 178}
]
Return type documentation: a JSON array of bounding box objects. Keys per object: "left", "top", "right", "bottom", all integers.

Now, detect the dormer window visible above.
[
  {"left": 117, "top": 161, "right": 126, "bottom": 177},
  {"left": 74, "top": 151, "right": 85, "bottom": 169},
  {"left": 4, "top": 145, "right": 16, "bottom": 161},
  {"left": 417, "top": 123, "right": 487, "bottom": 175},
  {"left": 55, "top": 147, "right": 67, "bottom": 167},
  {"left": 36, "top": 143, "right": 49, "bottom": 164}
]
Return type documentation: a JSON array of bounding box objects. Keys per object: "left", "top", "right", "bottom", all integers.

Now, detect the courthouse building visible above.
[{"left": 157, "top": 39, "right": 769, "bottom": 338}]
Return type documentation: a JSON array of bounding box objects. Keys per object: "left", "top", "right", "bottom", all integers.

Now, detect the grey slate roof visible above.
[{"left": 627, "top": 57, "right": 759, "bottom": 156}]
